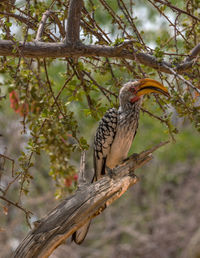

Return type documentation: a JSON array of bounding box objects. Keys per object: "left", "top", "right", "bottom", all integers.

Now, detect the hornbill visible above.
[{"left": 72, "top": 78, "right": 169, "bottom": 244}]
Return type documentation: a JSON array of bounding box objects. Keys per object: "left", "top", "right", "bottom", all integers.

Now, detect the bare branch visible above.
[
  {"left": 65, "top": 0, "right": 84, "bottom": 44},
  {"left": 184, "top": 43, "right": 200, "bottom": 62},
  {"left": 50, "top": 12, "right": 66, "bottom": 38},
  {"left": 13, "top": 142, "right": 168, "bottom": 258},
  {"left": 0, "top": 196, "right": 33, "bottom": 222},
  {"left": 35, "top": 10, "right": 52, "bottom": 41},
  {"left": 162, "top": 64, "right": 200, "bottom": 94},
  {"left": 141, "top": 107, "right": 166, "bottom": 123},
  {"left": 0, "top": 153, "right": 15, "bottom": 177},
  {"left": 0, "top": 40, "right": 197, "bottom": 75},
  {"left": 116, "top": 0, "right": 148, "bottom": 48},
  {"left": 82, "top": 6, "right": 111, "bottom": 43},
  {"left": 43, "top": 58, "right": 65, "bottom": 116},
  {"left": 0, "top": 12, "right": 36, "bottom": 29},
  {"left": 147, "top": 0, "right": 188, "bottom": 43},
  {"left": 154, "top": 0, "right": 200, "bottom": 22}
]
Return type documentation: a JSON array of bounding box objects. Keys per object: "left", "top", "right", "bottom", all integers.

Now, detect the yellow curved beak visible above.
[{"left": 136, "top": 78, "right": 170, "bottom": 98}]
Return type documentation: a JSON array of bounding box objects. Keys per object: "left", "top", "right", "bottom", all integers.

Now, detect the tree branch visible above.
[
  {"left": 162, "top": 64, "right": 200, "bottom": 94},
  {"left": 35, "top": 10, "right": 52, "bottom": 41},
  {"left": 0, "top": 12, "right": 36, "bottom": 29},
  {"left": 0, "top": 40, "right": 198, "bottom": 75},
  {"left": 184, "top": 43, "right": 200, "bottom": 62},
  {"left": 154, "top": 0, "right": 200, "bottom": 22},
  {"left": 13, "top": 141, "right": 169, "bottom": 258},
  {"left": 65, "top": 0, "right": 84, "bottom": 44},
  {"left": 50, "top": 12, "right": 66, "bottom": 38},
  {"left": 0, "top": 196, "right": 32, "bottom": 227}
]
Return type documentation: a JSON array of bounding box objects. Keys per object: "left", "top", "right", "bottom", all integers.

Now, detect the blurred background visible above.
[{"left": 0, "top": 0, "right": 200, "bottom": 257}]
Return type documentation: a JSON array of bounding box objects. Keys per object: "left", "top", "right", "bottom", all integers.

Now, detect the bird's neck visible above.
[
  {"left": 106, "top": 101, "right": 141, "bottom": 169},
  {"left": 118, "top": 101, "right": 141, "bottom": 130},
  {"left": 119, "top": 101, "right": 141, "bottom": 115}
]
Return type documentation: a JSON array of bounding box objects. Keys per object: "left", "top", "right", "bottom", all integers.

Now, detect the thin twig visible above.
[
  {"left": 50, "top": 12, "right": 66, "bottom": 38},
  {"left": 99, "top": 0, "right": 131, "bottom": 39},
  {"left": 0, "top": 154, "right": 15, "bottom": 177},
  {"left": 163, "top": 64, "right": 200, "bottom": 94},
  {"left": 154, "top": 0, "right": 200, "bottom": 22},
  {"left": 83, "top": 70, "right": 117, "bottom": 99},
  {"left": 3, "top": 174, "right": 20, "bottom": 195},
  {"left": 0, "top": 195, "right": 33, "bottom": 227},
  {"left": 82, "top": 6, "right": 111, "bottom": 43},
  {"left": 141, "top": 107, "right": 166, "bottom": 123},
  {"left": 147, "top": 0, "right": 188, "bottom": 44},
  {"left": 117, "top": 0, "right": 147, "bottom": 49},
  {"left": 43, "top": 59, "right": 67, "bottom": 118},
  {"left": 0, "top": 12, "right": 36, "bottom": 29}
]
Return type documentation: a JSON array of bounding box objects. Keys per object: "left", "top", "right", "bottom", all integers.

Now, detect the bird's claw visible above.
[
  {"left": 106, "top": 166, "right": 116, "bottom": 178},
  {"left": 123, "top": 152, "right": 139, "bottom": 163},
  {"left": 130, "top": 153, "right": 140, "bottom": 163}
]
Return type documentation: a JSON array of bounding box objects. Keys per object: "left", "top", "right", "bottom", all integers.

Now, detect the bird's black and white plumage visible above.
[
  {"left": 93, "top": 107, "right": 118, "bottom": 179},
  {"left": 94, "top": 105, "right": 141, "bottom": 179},
  {"left": 72, "top": 79, "right": 169, "bottom": 244}
]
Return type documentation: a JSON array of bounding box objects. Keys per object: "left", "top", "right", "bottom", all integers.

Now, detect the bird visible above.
[{"left": 72, "top": 78, "right": 169, "bottom": 244}]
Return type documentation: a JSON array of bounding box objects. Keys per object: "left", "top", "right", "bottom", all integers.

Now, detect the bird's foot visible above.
[
  {"left": 106, "top": 166, "right": 117, "bottom": 178},
  {"left": 131, "top": 153, "right": 140, "bottom": 162},
  {"left": 122, "top": 153, "right": 140, "bottom": 164},
  {"left": 95, "top": 204, "right": 107, "bottom": 216},
  {"left": 33, "top": 219, "right": 41, "bottom": 229}
]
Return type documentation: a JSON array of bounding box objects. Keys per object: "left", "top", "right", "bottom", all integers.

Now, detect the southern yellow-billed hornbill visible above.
[{"left": 72, "top": 78, "right": 169, "bottom": 244}]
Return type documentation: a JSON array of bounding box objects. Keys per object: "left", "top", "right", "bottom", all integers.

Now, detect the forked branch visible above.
[{"left": 13, "top": 141, "right": 169, "bottom": 258}]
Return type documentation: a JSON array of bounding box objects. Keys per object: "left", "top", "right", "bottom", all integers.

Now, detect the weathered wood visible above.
[{"left": 13, "top": 141, "right": 168, "bottom": 258}]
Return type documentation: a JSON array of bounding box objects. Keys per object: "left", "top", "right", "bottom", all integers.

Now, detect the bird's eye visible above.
[{"left": 130, "top": 87, "right": 136, "bottom": 93}]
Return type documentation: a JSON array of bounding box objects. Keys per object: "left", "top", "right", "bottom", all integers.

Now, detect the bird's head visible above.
[{"left": 119, "top": 78, "right": 170, "bottom": 109}]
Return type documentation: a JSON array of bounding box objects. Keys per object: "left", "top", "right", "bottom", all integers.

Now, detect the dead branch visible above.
[{"left": 13, "top": 141, "right": 168, "bottom": 258}]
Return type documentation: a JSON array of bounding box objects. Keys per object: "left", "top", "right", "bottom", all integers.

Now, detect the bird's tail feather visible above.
[{"left": 71, "top": 220, "right": 91, "bottom": 245}]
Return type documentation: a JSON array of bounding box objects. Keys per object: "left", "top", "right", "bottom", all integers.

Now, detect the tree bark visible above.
[
  {"left": 65, "top": 0, "right": 83, "bottom": 43},
  {"left": 13, "top": 141, "right": 168, "bottom": 258},
  {"left": 0, "top": 40, "right": 198, "bottom": 75}
]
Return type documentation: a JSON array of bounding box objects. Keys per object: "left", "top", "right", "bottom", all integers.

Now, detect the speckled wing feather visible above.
[
  {"left": 72, "top": 108, "right": 118, "bottom": 244},
  {"left": 93, "top": 108, "right": 118, "bottom": 181}
]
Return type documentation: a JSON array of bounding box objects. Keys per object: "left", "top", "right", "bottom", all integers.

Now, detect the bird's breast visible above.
[{"left": 106, "top": 117, "right": 138, "bottom": 169}]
